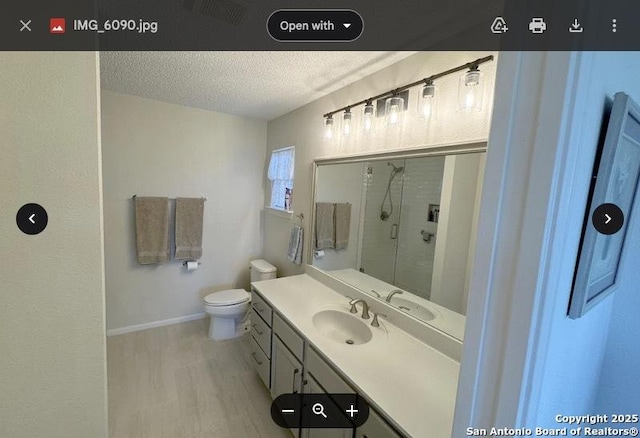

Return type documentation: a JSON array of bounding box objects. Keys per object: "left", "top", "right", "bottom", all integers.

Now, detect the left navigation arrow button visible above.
[{"left": 17, "top": 203, "right": 48, "bottom": 235}]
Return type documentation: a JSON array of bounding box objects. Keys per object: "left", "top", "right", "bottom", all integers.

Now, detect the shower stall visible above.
[{"left": 359, "top": 157, "right": 445, "bottom": 299}]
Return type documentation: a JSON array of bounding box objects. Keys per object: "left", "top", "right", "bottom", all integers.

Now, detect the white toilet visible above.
[{"left": 203, "top": 259, "right": 277, "bottom": 340}]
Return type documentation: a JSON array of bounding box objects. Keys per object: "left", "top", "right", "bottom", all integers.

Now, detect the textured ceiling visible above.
[{"left": 99, "top": 51, "right": 416, "bottom": 121}]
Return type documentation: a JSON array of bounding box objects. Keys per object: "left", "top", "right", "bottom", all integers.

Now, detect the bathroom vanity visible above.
[{"left": 248, "top": 269, "right": 461, "bottom": 438}]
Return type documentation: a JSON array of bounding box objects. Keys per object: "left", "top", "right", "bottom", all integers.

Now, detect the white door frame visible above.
[{"left": 453, "top": 51, "right": 594, "bottom": 432}]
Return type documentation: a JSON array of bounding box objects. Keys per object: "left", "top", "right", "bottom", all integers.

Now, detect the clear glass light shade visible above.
[
  {"left": 362, "top": 103, "right": 375, "bottom": 133},
  {"left": 324, "top": 117, "right": 334, "bottom": 139},
  {"left": 385, "top": 96, "right": 405, "bottom": 127},
  {"left": 458, "top": 69, "right": 484, "bottom": 112},
  {"left": 343, "top": 111, "right": 352, "bottom": 136},
  {"left": 418, "top": 83, "right": 437, "bottom": 120}
]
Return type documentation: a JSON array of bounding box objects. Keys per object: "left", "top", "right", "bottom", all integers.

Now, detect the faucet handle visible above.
[
  {"left": 347, "top": 297, "right": 358, "bottom": 314},
  {"left": 371, "top": 312, "right": 387, "bottom": 328}
]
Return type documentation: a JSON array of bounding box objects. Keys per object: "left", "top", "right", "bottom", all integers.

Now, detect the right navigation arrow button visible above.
[{"left": 592, "top": 203, "right": 623, "bottom": 235}]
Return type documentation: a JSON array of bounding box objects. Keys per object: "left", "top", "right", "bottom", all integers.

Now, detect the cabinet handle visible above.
[
  {"left": 252, "top": 324, "right": 263, "bottom": 335},
  {"left": 292, "top": 368, "right": 299, "bottom": 393},
  {"left": 251, "top": 352, "right": 263, "bottom": 365}
]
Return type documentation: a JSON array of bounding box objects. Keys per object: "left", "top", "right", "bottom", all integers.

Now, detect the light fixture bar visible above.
[{"left": 322, "top": 55, "right": 494, "bottom": 118}]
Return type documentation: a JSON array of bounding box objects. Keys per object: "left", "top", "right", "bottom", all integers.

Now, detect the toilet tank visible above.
[{"left": 250, "top": 259, "right": 277, "bottom": 282}]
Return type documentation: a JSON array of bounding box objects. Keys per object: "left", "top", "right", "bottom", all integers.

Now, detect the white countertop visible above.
[
  {"left": 327, "top": 268, "right": 466, "bottom": 341},
  {"left": 252, "top": 274, "right": 460, "bottom": 438}
]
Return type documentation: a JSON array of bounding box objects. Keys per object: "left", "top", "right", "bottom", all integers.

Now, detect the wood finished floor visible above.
[{"left": 107, "top": 318, "right": 292, "bottom": 438}]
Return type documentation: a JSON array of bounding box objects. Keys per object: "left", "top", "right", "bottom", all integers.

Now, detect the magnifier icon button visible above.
[{"left": 312, "top": 403, "right": 327, "bottom": 419}]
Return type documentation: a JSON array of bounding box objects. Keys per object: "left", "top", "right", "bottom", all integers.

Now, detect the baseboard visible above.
[{"left": 106, "top": 312, "right": 208, "bottom": 337}]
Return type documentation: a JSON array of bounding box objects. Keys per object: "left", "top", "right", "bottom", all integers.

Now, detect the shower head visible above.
[{"left": 387, "top": 162, "right": 404, "bottom": 173}]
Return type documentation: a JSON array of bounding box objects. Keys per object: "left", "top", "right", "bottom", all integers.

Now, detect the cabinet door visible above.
[
  {"left": 271, "top": 336, "right": 303, "bottom": 438},
  {"left": 355, "top": 409, "right": 401, "bottom": 438},
  {"left": 271, "top": 336, "right": 303, "bottom": 399},
  {"left": 300, "top": 374, "right": 354, "bottom": 438}
]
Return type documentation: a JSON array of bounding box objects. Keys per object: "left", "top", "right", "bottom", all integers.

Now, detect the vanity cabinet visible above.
[
  {"left": 250, "top": 288, "right": 405, "bottom": 438},
  {"left": 271, "top": 335, "right": 303, "bottom": 398},
  {"left": 250, "top": 291, "right": 273, "bottom": 389},
  {"left": 301, "top": 373, "right": 353, "bottom": 438},
  {"left": 355, "top": 409, "right": 402, "bottom": 438}
]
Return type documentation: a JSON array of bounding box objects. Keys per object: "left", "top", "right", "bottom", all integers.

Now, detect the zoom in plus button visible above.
[{"left": 267, "top": 10, "right": 363, "bottom": 42}]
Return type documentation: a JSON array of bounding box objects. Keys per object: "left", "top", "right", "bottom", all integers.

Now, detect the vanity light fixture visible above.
[
  {"left": 324, "top": 115, "right": 334, "bottom": 139},
  {"left": 321, "top": 55, "right": 493, "bottom": 138},
  {"left": 385, "top": 94, "right": 405, "bottom": 127},
  {"left": 343, "top": 108, "right": 352, "bottom": 136},
  {"left": 419, "top": 80, "right": 437, "bottom": 120},
  {"left": 458, "top": 65, "right": 484, "bottom": 112},
  {"left": 362, "top": 101, "right": 375, "bottom": 133}
]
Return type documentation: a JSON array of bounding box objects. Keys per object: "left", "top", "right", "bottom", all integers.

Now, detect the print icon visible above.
[
  {"left": 50, "top": 18, "right": 66, "bottom": 34},
  {"left": 529, "top": 18, "right": 547, "bottom": 34},
  {"left": 490, "top": 17, "right": 508, "bottom": 34}
]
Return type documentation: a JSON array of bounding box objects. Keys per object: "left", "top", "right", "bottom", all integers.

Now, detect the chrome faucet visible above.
[
  {"left": 349, "top": 298, "right": 370, "bottom": 319},
  {"left": 385, "top": 289, "right": 404, "bottom": 303},
  {"left": 371, "top": 312, "right": 387, "bottom": 328}
]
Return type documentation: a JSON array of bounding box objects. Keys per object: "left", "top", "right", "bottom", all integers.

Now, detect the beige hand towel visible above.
[
  {"left": 175, "top": 198, "right": 205, "bottom": 260},
  {"left": 315, "top": 202, "right": 335, "bottom": 249},
  {"left": 334, "top": 203, "right": 352, "bottom": 250},
  {"left": 135, "top": 197, "right": 170, "bottom": 264}
]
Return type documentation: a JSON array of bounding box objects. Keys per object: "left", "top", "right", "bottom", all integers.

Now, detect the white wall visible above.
[
  {"left": 395, "top": 156, "right": 446, "bottom": 299},
  {"left": 431, "top": 154, "right": 482, "bottom": 313},
  {"left": 101, "top": 91, "right": 267, "bottom": 332},
  {"left": 454, "top": 52, "right": 640, "bottom": 433},
  {"left": 265, "top": 51, "right": 497, "bottom": 278},
  {"left": 530, "top": 52, "right": 640, "bottom": 426},
  {"left": 313, "top": 162, "right": 365, "bottom": 271},
  {"left": 0, "top": 52, "right": 107, "bottom": 437},
  {"left": 594, "top": 60, "right": 640, "bottom": 415}
]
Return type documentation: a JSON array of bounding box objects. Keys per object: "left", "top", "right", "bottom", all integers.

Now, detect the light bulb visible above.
[
  {"left": 343, "top": 109, "right": 352, "bottom": 136},
  {"left": 362, "top": 102, "right": 375, "bottom": 133},
  {"left": 418, "top": 82, "right": 436, "bottom": 120},
  {"left": 458, "top": 67, "right": 484, "bottom": 112},
  {"left": 324, "top": 116, "right": 334, "bottom": 139},
  {"left": 385, "top": 96, "right": 404, "bottom": 127}
]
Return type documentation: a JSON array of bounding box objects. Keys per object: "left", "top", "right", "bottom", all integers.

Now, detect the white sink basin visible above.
[
  {"left": 389, "top": 297, "right": 436, "bottom": 321},
  {"left": 312, "top": 309, "right": 373, "bottom": 345}
]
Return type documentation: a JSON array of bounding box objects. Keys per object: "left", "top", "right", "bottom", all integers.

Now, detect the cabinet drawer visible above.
[
  {"left": 251, "top": 309, "right": 272, "bottom": 358},
  {"left": 306, "top": 347, "right": 354, "bottom": 395},
  {"left": 251, "top": 291, "right": 272, "bottom": 326},
  {"left": 249, "top": 336, "right": 270, "bottom": 389},
  {"left": 273, "top": 313, "right": 304, "bottom": 362}
]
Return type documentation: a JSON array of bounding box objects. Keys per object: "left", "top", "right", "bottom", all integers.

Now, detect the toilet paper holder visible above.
[{"left": 182, "top": 261, "right": 202, "bottom": 267}]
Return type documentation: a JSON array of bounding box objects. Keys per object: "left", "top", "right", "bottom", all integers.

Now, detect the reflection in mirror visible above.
[{"left": 312, "top": 149, "right": 486, "bottom": 341}]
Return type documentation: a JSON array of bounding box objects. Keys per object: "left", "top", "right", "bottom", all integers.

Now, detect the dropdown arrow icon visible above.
[{"left": 343, "top": 23, "right": 351, "bottom": 28}]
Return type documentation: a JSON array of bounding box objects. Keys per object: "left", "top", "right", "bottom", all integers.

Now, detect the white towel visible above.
[{"left": 287, "top": 224, "right": 304, "bottom": 265}]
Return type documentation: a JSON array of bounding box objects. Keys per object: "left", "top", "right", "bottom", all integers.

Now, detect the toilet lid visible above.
[{"left": 204, "top": 289, "right": 250, "bottom": 306}]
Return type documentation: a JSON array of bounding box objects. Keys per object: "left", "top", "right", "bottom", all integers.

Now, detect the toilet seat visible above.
[{"left": 204, "top": 289, "right": 250, "bottom": 307}]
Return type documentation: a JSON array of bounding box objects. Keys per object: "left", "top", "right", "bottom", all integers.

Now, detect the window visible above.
[{"left": 267, "top": 146, "right": 295, "bottom": 211}]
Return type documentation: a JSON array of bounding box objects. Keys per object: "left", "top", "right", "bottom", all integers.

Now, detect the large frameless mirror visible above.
[{"left": 310, "top": 142, "right": 487, "bottom": 341}]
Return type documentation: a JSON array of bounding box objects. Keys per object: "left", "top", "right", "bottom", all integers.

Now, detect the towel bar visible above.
[{"left": 132, "top": 195, "right": 207, "bottom": 201}]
